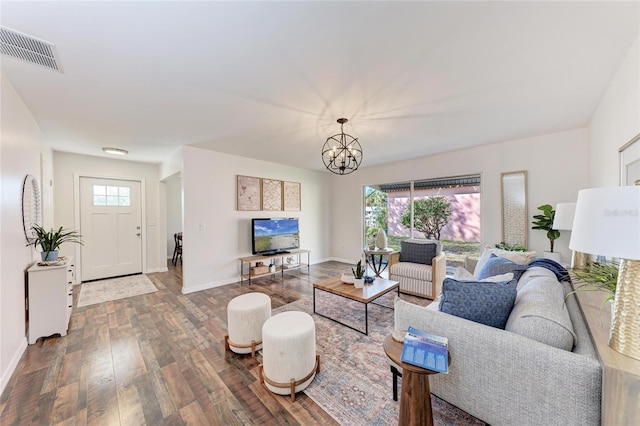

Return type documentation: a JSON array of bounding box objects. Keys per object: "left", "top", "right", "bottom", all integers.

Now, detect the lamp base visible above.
[
  {"left": 571, "top": 251, "right": 591, "bottom": 270},
  {"left": 609, "top": 259, "right": 640, "bottom": 361}
]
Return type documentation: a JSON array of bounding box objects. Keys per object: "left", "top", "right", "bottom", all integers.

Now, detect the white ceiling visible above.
[{"left": 1, "top": 1, "right": 638, "bottom": 171}]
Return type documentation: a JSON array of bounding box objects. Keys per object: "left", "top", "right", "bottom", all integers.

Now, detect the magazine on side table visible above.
[{"left": 400, "top": 326, "right": 449, "bottom": 374}]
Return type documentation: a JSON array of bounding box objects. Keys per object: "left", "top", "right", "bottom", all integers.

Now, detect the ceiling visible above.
[{"left": 1, "top": 1, "right": 638, "bottom": 172}]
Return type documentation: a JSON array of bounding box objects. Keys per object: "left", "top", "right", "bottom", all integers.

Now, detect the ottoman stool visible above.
[
  {"left": 259, "top": 311, "right": 320, "bottom": 402},
  {"left": 225, "top": 292, "right": 271, "bottom": 357}
]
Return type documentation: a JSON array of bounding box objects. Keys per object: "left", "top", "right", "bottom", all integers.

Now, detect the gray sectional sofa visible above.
[{"left": 393, "top": 265, "right": 602, "bottom": 426}]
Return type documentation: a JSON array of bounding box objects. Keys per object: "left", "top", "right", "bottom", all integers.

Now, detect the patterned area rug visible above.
[
  {"left": 77, "top": 274, "right": 157, "bottom": 307},
  {"left": 273, "top": 291, "right": 485, "bottom": 425}
]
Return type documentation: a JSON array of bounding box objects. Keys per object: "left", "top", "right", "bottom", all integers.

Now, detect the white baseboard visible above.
[
  {"left": 181, "top": 277, "right": 237, "bottom": 294},
  {"left": 0, "top": 337, "right": 27, "bottom": 396},
  {"left": 144, "top": 267, "right": 169, "bottom": 274}
]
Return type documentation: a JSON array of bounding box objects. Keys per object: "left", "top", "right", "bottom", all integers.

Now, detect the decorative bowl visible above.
[{"left": 341, "top": 273, "right": 355, "bottom": 284}]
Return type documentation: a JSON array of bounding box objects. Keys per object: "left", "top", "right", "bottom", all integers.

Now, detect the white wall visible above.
[
  {"left": 181, "top": 146, "right": 331, "bottom": 293},
  {"left": 53, "top": 152, "right": 167, "bottom": 277},
  {"left": 165, "top": 174, "right": 183, "bottom": 258},
  {"left": 329, "top": 128, "right": 590, "bottom": 266},
  {"left": 0, "top": 74, "right": 53, "bottom": 394},
  {"left": 589, "top": 36, "right": 640, "bottom": 187}
]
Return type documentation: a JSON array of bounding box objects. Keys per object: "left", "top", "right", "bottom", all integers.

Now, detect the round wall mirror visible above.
[{"left": 22, "top": 174, "right": 42, "bottom": 243}]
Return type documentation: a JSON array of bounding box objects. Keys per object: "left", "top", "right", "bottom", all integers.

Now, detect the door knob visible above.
[{"left": 136, "top": 233, "right": 141, "bottom": 236}]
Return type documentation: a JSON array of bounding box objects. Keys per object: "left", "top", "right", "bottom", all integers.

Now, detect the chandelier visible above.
[{"left": 321, "top": 118, "right": 363, "bottom": 175}]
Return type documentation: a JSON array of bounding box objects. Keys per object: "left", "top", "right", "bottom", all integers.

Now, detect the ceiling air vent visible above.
[{"left": 0, "top": 27, "right": 63, "bottom": 73}]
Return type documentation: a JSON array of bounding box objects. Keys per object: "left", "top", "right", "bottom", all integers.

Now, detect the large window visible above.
[{"left": 364, "top": 174, "right": 481, "bottom": 267}]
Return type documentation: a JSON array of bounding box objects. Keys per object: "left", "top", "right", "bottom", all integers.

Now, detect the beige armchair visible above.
[{"left": 388, "top": 240, "right": 446, "bottom": 299}]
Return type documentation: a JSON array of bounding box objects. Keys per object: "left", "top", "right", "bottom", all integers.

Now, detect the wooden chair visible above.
[{"left": 172, "top": 232, "right": 182, "bottom": 265}]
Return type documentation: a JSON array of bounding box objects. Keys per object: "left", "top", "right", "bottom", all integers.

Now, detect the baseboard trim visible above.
[
  {"left": 182, "top": 278, "right": 236, "bottom": 294},
  {"left": 1, "top": 337, "right": 27, "bottom": 396}
]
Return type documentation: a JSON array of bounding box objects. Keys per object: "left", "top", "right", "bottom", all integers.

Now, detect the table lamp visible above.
[
  {"left": 569, "top": 186, "right": 640, "bottom": 360},
  {"left": 552, "top": 202, "right": 590, "bottom": 269}
]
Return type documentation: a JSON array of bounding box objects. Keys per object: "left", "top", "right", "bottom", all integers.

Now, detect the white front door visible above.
[{"left": 80, "top": 177, "right": 142, "bottom": 281}]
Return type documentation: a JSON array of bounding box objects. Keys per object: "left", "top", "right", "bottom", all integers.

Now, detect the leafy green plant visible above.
[
  {"left": 531, "top": 204, "right": 560, "bottom": 252},
  {"left": 401, "top": 196, "right": 452, "bottom": 240},
  {"left": 568, "top": 261, "right": 619, "bottom": 305},
  {"left": 352, "top": 259, "right": 365, "bottom": 279},
  {"left": 28, "top": 225, "right": 84, "bottom": 257},
  {"left": 495, "top": 242, "right": 528, "bottom": 252}
]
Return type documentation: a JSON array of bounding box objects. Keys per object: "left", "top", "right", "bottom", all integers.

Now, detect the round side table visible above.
[{"left": 383, "top": 334, "right": 450, "bottom": 426}]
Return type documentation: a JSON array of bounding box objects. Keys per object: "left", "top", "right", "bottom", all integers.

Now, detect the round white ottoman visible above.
[
  {"left": 225, "top": 292, "right": 271, "bottom": 357},
  {"left": 259, "top": 311, "right": 320, "bottom": 402}
]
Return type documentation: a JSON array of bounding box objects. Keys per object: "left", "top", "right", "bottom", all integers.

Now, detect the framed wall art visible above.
[
  {"left": 262, "top": 178, "right": 283, "bottom": 211},
  {"left": 283, "top": 181, "right": 301, "bottom": 211},
  {"left": 237, "top": 175, "right": 261, "bottom": 211}
]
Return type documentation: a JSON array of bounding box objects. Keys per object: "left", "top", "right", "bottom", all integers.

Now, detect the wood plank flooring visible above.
[{"left": 1, "top": 261, "right": 353, "bottom": 425}]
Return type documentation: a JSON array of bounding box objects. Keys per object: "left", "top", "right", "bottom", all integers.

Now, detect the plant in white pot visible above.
[
  {"left": 531, "top": 204, "right": 561, "bottom": 262},
  {"left": 28, "top": 224, "right": 83, "bottom": 261},
  {"left": 352, "top": 259, "right": 365, "bottom": 289}
]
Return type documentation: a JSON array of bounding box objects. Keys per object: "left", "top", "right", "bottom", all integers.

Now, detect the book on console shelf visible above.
[
  {"left": 401, "top": 326, "right": 449, "bottom": 374},
  {"left": 281, "top": 263, "right": 299, "bottom": 269}
]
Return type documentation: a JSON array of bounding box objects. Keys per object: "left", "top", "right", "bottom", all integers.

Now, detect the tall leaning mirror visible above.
[{"left": 501, "top": 170, "right": 528, "bottom": 249}]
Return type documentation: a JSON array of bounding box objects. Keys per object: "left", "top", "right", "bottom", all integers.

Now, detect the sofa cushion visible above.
[
  {"left": 439, "top": 277, "right": 517, "bottom": 329},
  {"left": 505, "top": 275, "right": 576, "bottom": 351},
  {"left": 391, "top": 262, "right": 433, "bottom": 281},
  {"left": 473, "top": 245, "right": 537, "bottom": 277},
  {"left": 477, "top": 254, "right": 527, "bottom": 281},
  {"left": 399, "top": 239, "right": 441, "bottom": 265}
]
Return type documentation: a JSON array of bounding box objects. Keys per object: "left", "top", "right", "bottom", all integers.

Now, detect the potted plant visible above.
[
  {"left": 352, "top": 259, "right": 365, "bottom": 288},
  {"left": 568, "top": 261, "right": 618, "bottom": 311},
  {"left": 531, "top": 204, "right": 561, "bottom": 262},
  {"left": 28, "top": 224, "right": 83, "bottom": 261}
]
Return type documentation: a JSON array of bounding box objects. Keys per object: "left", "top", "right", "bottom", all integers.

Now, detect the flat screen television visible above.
[{"left": 252, "top": 218, "right": 300, "bottom": 255}]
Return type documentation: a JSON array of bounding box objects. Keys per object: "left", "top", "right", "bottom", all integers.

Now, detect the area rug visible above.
[
  {"left": 273, "top": 291, "right": 485, "bottom": 425},
  {"left": 77, "top": 274, "right": 157, "bottom": 307}
]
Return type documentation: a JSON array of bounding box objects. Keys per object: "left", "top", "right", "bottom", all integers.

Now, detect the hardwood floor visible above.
[{"left": 0, "top": 261, "right": 356, "bottom": 425}]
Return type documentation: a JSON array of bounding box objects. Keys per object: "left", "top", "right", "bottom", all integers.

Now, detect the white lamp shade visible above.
[
  {"left": 552, "top": 202, "right": 576, "bottom": 230},
  {"left": 569, "top": 186, "right": 640, "bottom": 260}
]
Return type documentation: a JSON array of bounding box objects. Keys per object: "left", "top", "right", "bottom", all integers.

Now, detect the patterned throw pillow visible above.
[
  {"left": 439, "top": 277, "right": 517, "bottom": 329},
  {"left": 477, "top": 254, "right": 527, "bottom": 281},
  {"left": 399, "top": 240, "right": 441, "bottom": 265}
]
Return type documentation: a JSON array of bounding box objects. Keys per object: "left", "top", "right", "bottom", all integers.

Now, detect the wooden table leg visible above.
[{"left": 399, "top": 369, "right": 433, "bottom": 426}]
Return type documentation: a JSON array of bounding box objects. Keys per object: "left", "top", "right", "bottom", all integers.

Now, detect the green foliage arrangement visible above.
[
  {"left": 400, "top": 196, "right": 452, "bottom": 240},
  {"left": 352, "top": 259, "right": 365, "bottom": 279},
  {"left": 569, "top": 261, "right": 619, "bottom": 305},
  {"left": 495, "top": 242, "right": 528, "bottom": 252},
  {"left": 531, "top": 204, "right": 560, "bottom": 252},
  {"left": 28, "top": 224, "right": 84, "bottom": 257}
]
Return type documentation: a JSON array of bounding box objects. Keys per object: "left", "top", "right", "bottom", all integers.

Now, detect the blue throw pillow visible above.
[
  {"left": 439, "top": 277, "right": 517, "bottom": 329},
  {"left": 477, "top": 254, "right": 527, "bottom": 281},
  {"left": 399, "top": 240, "right": 440, "bottom": 265}
]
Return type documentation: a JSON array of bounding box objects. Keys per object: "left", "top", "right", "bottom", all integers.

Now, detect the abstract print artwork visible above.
[{"left": 237, "top": 175, "right": 261, "bottom": 211}]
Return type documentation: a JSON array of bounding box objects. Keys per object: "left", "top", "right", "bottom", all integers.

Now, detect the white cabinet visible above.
[{"left": 27, "top": 257, "right": 74, "bottom": 344}]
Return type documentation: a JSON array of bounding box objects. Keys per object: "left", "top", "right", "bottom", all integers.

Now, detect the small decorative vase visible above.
[
  {"left": 41, "top": 250, "right": 59, "bottom": 261},
  {"left": 376, "top": 229, "right": 387, "bottom": 250},
  {"left": 353, "top": 278, "right": 365, "bottom": 289}
]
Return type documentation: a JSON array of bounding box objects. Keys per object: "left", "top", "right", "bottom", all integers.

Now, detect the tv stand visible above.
[{"left": 239, "top": 249, "right": 310, "bottom": 284}]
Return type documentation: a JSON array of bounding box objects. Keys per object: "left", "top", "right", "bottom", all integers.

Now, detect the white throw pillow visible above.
[
  {"left": 473, "top": 245, "right": 537, "bottom": 276},
  {"left": 453, "top": 266, "right": 513, "bottom": 282}
]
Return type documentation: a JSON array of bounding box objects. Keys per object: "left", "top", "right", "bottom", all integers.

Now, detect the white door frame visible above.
[
  {"left": 620, "top": 133, "right": 640, "bottom": 186},
  {"left": 73, "top": 172, "right": 147, "bottom": 283}
]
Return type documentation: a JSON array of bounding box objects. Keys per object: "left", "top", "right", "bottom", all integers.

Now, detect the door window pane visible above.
[{"left": 93, "top": 184, "right": 131, "bottom": 207}]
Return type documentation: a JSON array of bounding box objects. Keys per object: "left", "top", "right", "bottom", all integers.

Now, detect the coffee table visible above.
[{"left": 312, "top": 275, "right": 399, "bottom": 335}]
